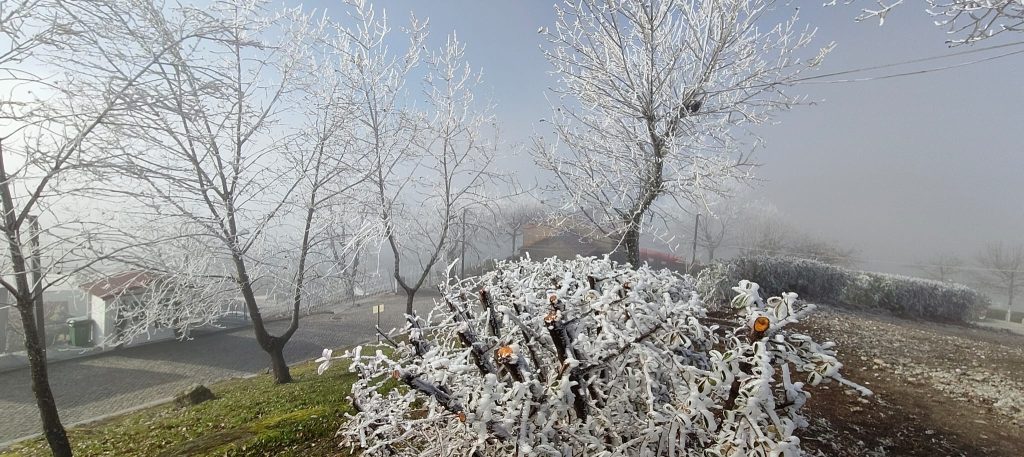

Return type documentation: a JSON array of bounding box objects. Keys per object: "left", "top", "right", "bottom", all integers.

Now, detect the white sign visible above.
[{"left": 372, "top": 304, "right": 384, "bottom": 314}]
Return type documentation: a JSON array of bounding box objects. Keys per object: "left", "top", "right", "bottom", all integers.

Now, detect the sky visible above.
[{"left": 303, "top": 1, "right": 1024, "bottom": 276}]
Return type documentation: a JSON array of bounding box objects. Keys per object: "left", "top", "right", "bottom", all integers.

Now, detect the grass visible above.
[{"left": 2, "top": 354, "right": 362, "bottom": 457}]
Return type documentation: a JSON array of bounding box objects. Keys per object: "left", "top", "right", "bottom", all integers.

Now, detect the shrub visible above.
[
  {"left": 725, "top": 255, "right": 987, "bottom": 322},
  {"left": 320, "top": 256, "right": 866, "bottom": 456},
  {"left": 731, "top": 256, "right": 849, "bottom": 303},
  {"left": 695, "top": 261, "right": 736, "bottom": 311}
]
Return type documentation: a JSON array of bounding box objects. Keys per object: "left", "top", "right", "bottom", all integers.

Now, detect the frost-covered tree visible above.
[
  {"left": 734, "top": 205, "right": 856, "bottom": 267},
  {"left": 110, "top": 0, "right": 368, "bottom": 384},
  {"left": 533, "top": 0, "right": 832, "bottom": 267},
  {"left": 0, "top": 0, "right": 217, "bottom": 453},
  {"left": 831, "top": 0, "right": 1024, "bottom": 44},
  {"left": 340, "top": 0, "right": 500, "bottom": 315},
  {"left": 320, "top": 257, "right": 868, "bottom": 456},
  {"left": 495, "top": 199, "right": 546, "bottom": 258},
  {"left": 974, "top": 242, "right": 1024, "bottom": 321},
  {"left": 685, "top": 196, "right": 745, "bottom": 263},
  {"left": 916, "top": 253, "right": 964, "bottom": 283}
]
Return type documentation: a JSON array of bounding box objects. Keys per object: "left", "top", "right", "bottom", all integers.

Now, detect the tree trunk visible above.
[
  {"left": 623, "top": 225, "right": 641, "bottom": 267},
  {"left": 28, "top": 216, "right": 45, "bottom": 358},
  {"left": 230, "top": 254, "right": 293, "bottom": 384},
  {"left": 16, "top": 302, "right": 72, "bottom": 457},
  {"left": 1007, "top": 272, "right": 1016, "bottom": 322},
  {"left": 2, "top": 140, "right": 71, "bottom": 456},
  {"left": 268, "top": 340, "right": 291, "bottom": 384},
  {"left": 405, "top": 289, "right": 416, "bottom": 316}
]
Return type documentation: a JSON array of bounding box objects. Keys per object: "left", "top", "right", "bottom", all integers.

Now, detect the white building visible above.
[{"left": 80, "top": 271, "right": 176, "bottom": 348}]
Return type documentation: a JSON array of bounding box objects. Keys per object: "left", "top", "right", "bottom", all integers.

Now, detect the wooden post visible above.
[
  {"left": 1008, "top": 271, "right": 1016, "bottom": 322},
  {"left": 373, "top": 304, "right": 384, "bottom": 343},
  {"left": 690, "top": 213, "right": 700, "bottom": 273},
  {"left": 460, "top": 208, "right": 467, "bottom": 277}
]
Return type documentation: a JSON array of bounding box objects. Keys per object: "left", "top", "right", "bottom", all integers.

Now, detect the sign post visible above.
[{"left": 372, "top": 304, "right": 384, "bottom": 343}]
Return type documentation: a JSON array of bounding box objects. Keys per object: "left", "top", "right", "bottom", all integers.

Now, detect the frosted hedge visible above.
[
  {"left": 728, "top": 256, "right": 987, "bottom": 322},
  {"left": 320, "top": 256, "right": 867, "bottom": 456}
]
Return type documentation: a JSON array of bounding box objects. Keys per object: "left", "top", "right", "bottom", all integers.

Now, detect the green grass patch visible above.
[{"left": 2, "top": 351, "right": 369, "bottom": 457}]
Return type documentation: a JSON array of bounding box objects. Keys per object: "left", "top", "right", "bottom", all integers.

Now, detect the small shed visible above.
[{"left": 80, "top": 271, "right": 176, "bottom": 348}]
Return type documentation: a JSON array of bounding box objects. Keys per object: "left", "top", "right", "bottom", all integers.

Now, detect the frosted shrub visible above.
[
  {"left": 695, "top": 262, "right": 736, "bottom": 312},
  {"left": 732, "top": 256, "right": 849, "bottom": 304},
  {"left": 323, "top": 257, "right": 867, "bottom": 456},
  {"left": 730, "top": 256, "right": 987, "bottom": 322},
  {"left": 842, "top": 271, "right": 987, "bottom": 321}
]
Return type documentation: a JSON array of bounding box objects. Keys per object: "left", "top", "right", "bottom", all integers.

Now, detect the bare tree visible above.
[
  {"left": 110, "top": 1, "right": 366, "bottom": 383},
  {"left": 974, "top": 242, "right": 1024, "bottom": 322},
  {"left": 341, "top": 1, "right": 498, "bottom": 314},
  {"left": 0, "top": 0, "right": 213, "bottom": 453},
  {"left": 689, "top": 197, "right": 745, "bottom": 262},
  {"left": 831, "top": 0, "right": 1024, "bottom": 44},
  {"left": 388, "top": 36, "right": 497, "bottom": 313},
  {"left": 736, "top": 204, "right": 791, "bottom": 258},
  {"left": 733, "top": 204, "right": 856, "bottom": 266},
  {"left": 495, "top": 199, "right": 545, "bottom": 258},
  {"left": 787, "top": 237, "right": 858, "bottom": 267},
  {"left": 917, "top": 254, "right": 964, "bottom": 283},
  {"left": 533, "top": 0, "right": 832, "bottom": 266}
]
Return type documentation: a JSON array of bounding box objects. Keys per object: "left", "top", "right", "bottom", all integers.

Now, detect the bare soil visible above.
[{"left": 795, "top": 306, "right": 1024, "bottom": 456}]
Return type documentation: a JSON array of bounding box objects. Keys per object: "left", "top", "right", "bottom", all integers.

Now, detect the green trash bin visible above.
[{"left": 67, "top": 317, "right": 93, "bottom": 347}]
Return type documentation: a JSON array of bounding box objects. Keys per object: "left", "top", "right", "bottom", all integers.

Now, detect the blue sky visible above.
[{"left": 307, "top": 0, "right": 1024, "bottom": 273}]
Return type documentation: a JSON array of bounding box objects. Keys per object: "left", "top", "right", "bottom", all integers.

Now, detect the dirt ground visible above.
[{"left": 794, "top": 306, "right": 1024, "bottom": 456}]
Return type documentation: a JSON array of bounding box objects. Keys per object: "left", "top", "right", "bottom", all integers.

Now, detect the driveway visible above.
[{"left": 0, "top": 294, "right": 436, "bottom": 445}]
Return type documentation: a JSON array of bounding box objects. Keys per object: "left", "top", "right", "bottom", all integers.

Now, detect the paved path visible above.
[
  {"left": 0, "top": 294, "right": 436, "bottom": 445},
  {"left": 975, "top": 318, "right": 1024, "bottom": 336}
]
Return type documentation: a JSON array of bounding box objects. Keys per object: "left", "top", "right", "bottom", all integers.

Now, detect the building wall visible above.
[
  {"left": 88, "top": 295, "right": 111, "bottom": 346},
  {"left": 89, "top": 291, "right": 177, "bottom": 348}
]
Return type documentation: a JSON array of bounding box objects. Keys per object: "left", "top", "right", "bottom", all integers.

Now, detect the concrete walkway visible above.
[
  {"left": 0, "top": 294, "right": 436, "bottom": 446},
  {"left": 975, "top": 318, "right": 1024, "bottom": 336}
]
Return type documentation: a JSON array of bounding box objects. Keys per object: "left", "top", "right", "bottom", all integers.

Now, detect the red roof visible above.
[
  {"left": 640, "top": 248, "right": 682, "bottom": 263},
  {"left": 80, "top": 271, "right": 156, "bottom": 299}
]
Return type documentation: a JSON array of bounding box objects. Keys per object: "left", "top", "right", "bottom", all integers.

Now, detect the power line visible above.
[
  {"left": 797, "top": 48, "right": 1024, "bottom": 85},
  {"left": 701, "top": 39, "right": 1024, "bottom": 96},
  {"left": 794, "top": 39, "right": 1024, "bottom": 83}
]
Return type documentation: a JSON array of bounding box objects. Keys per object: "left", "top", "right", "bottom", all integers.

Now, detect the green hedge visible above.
[{"left": 725, "top": 255, "right": 987, "bottom": 322}]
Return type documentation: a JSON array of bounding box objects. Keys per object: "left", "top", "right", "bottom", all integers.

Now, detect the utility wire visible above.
[
  {"left": 798, "top": 48, "right": 1024, "bottom": 85},
  {"left": 700, "top": 39, "right": 1024, "bottom": 96},
  {"left": 794, "top": 39, "right": 1024, "bottom": 83}
]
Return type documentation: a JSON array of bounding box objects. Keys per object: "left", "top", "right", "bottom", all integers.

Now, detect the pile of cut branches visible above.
[{"left": 320, "top": 256, "right": 868, "bottom": 456}]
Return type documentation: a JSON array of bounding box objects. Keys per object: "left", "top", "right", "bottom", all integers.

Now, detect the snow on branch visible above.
[
  {"left": 532, "top": 0, "right": 833, "bottom": 265},
  {"left": 927, "top": 0, "right": 1024, "bottom": 43},
  {"left": 832, "top": 0, "right": 1024, "bottom": 44},
  {"left": 321, "top": 256, "right": 867, "bottom": 456}
]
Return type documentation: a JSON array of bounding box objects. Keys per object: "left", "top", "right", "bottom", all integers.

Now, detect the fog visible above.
[
  {"left": 305, "top": 0, "right": 1023, "bottom": 277},
  {"left": 4, "top": 2, "right": 1024, "bottom": 455}
]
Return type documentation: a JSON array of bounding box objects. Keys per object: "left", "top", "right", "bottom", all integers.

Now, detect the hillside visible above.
[
  {"left": 799, "top": 307, "right": 1024, "bottom": 456},
  {"left": 4, "top": 305, "right": 1022, "bottom": 456}
]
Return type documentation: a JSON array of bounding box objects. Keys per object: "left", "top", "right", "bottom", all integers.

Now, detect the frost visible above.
[{"left": 325, "top": 256, "right": 864, "bottom": 456}]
